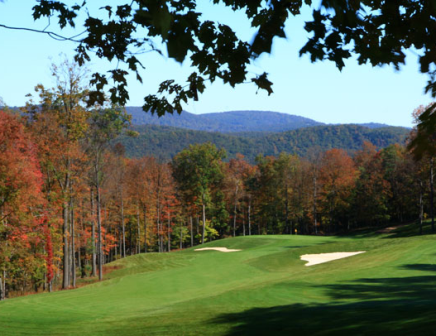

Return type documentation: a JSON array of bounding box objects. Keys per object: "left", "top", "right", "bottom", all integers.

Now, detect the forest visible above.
[
  {"left": 118, "top": 123, "right": 409, "bottom": 162},
  {"left": 0, "top": 74, "right": 433, "bottom": 300}
]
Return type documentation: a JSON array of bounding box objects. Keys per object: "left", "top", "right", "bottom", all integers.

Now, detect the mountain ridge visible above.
[{"left": 125, "top": 107, "right": 409, "bottom": 133}]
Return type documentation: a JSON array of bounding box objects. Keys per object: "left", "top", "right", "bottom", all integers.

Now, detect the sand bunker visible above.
[
  {"left": 300, "top": 251, "right": 365, "bottom": 266},
  {"left": 195, "top": 247, "right": 241, "bottom": 253}
]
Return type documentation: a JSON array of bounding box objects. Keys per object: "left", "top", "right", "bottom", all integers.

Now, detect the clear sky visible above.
[{"left": 0, "top": 1, "right": 432, "bottom": 127}]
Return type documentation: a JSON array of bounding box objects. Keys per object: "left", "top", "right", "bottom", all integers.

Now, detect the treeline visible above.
[
  {"left": 118, "top": 123, "right": 409, "bottom": 162},
  {"left": 1, "top": 97, "right": 432, "bottom": 300}
]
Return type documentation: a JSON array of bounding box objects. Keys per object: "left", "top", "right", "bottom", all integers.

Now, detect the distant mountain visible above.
[
  {"left": 116, "top": 124, "right": 410, "bottom": 162},
  {"left": 126, "top": 108, "right": 324, "bottom": 133},
  {"left": 126, "top": 107, "right": 409, "bottom": 133}
]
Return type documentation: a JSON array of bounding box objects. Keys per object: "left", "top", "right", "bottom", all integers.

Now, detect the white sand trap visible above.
[
  {"left": 195, "top": 247, "right": 241, "bottom": 253},
  {"left": 301, "top": 251, "right": 365, "bottom": 266}
]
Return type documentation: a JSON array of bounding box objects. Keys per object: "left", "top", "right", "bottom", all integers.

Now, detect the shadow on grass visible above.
[
  {"left": 211, "top": 266, "right": 436, "bottom": 335},
  {"left": 334, "top": 221, "right": 436, "bottom": 240},
  {"left": 384, "top": 222, "right": 436, "bottom": 238},
  {"left": 402, "top": 263, "right": 436, "bottom": 272}
]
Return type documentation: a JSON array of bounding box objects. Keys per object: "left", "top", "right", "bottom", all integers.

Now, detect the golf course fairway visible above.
[{"left": 1, "top": 229, "right": 436, "bottom": 335}]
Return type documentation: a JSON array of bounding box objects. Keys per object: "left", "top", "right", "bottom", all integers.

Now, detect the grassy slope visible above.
[{"left": 1, "top": 227, "right": 436, "bottom": 335}]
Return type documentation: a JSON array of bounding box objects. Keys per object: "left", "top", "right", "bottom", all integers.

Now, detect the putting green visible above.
[{"left": 1, "top": 229, "right": 436, "bottom": 335}]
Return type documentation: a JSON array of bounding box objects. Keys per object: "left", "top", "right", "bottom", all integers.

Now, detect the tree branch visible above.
[{"left": 0, "top": 23, "right": 85, "bottom": 42}]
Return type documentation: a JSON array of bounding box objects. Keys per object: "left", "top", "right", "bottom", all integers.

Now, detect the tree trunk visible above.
[
  {"left": 248, "top": 197, "right": 252, "bottom": 236},
  {"left": 91, "top": 188, "right": 97, "bottom": 277},
  {"left": 121, "top": 196, "right": 126, "bottom": 258},
  {"left": 143, "top": 205, "right": 147, "bottom": 253},
  {"left": 190, "top": 216, "right": 194, "bottom": 247},
  {"left": 242, "top": 208, "right": 246, "bottom": 236},
  {"left": 285, "top": 182, "right": 290, "bottom": 234},
  {"left": 167, "top": 209, "right": 171, "bottom": 252},
  {"left": 70, "top": 201, "right": 76, "bottom": 288},
  {"left": 431, "top": 157, "right": 435, "bottom": 232},
  {"left": 77, "top": 231, "right": 82, "bottom": 277},
  {"left": 157, "top": 211, "right": 161, "bottom": 253},
  {"left": 96, "top": 170, "right": 103, "bottom": 281},
  {"left": 129, "top": 218, "right": 133, "bottom": 255},
  {"left": 233, "top": 194, "right": 238, "bottom": 237},
  {"left": 313, "top": 176, "right": 318, "bottom": 235},
  {"left": 157, "top": 191, "right": 162, "bottom": 252},
  {"left": 137, "top": 205, "right": 141, "bottom": 254},
  {"left": 180, "top": 221, "right": 183, "bottom": 249},
  {"left": 0, "top": 269, "right": 5, "bottom": 300},
  {"left": 202, "top": 196, "right": 206, "bottom": 244},
  {"left": 62, "top": 200, "right": 69, "bottom": 289}
]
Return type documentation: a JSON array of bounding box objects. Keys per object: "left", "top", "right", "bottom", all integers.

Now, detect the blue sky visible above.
[{"left": 0, "top": 1, "right": 432, "bottom": 127}]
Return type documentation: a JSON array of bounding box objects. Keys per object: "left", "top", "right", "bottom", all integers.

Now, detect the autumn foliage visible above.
[{"left": 0, "top": 104, "right": 431, "bottom": 300}]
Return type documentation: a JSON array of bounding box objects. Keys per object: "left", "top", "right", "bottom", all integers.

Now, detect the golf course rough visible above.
[{"left": 1, "top": 231, "right": 436, "bottom": 335}]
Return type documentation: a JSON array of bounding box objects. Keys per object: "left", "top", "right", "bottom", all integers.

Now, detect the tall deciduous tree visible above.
[
  {"left": 408, "top": 103, "right": 436, "bottom": 232},
  {"left": 86, "top": 107, "right": 130, "bottom": 280},
  {"left": 25, "top": 59, "right": 89, "bottom": 289},
  {"left": 319, "top": 149, "right": 357, "bottom": 233},
  {"left": 351, "top": 142, "right": 391, "bottom": 227},
  {"left": 0, "top": 110, "right": 45, "bottom": 300},
  {"left": 172, "top": 143, "right": 226, "bottom": 244}
]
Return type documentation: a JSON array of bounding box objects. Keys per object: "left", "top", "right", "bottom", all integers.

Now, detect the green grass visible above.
[{"left": 1, "top": 224, "right": 436, "bottom": 335}]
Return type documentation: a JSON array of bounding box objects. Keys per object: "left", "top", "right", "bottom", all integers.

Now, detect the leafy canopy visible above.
[{"left": 29, "top": 1, "right": 436, "bottom": 116}]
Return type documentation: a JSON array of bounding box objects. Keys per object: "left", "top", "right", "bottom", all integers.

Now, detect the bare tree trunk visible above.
[
  {"left": 121, "top": 197, "right": 126, "bottom": 258},
  {"left": 113, "top": 228, "right": 117, "bottom": 261},
  {"left": 248, "top": 197, "right": 252, "bottom": 236},
  {"left": 143, "top": 205, "right": 147, "bottom": 253},
  {"left": 129, "top": 218, "right": 133, "bottom": 255},
  {"left": 70, "top": 201, "right": 76, "bottom": 288},
  {"left": 157, "top": 190, "right": 162, "bottom": 252},
  {"left": 180, "top": 222, "right": 183, "bottom": 249},
  {"left": 157, "top": 208, "right": 161, "bottom": 253},
  {"left": 62, "top": 200, "right": 69, "bottom": 289},
  {"left": 137, "top": 205, "right": 141, "bottom": 254},
  {"left": 242, "top": 208, "right": 246, "bottom": 236},
  {"left": 167, "top": 209, "right": 171, "bottom": 252},
  {"left": 91, "top": 188, "right": 97, "bottom": 277},
  {"left": 202, "top": 195, "right": 206, "bottom": 244},
  {"left": 0, "top": 269, "right": 5, "bottom": 300},
  {"left": 78, "top": 204, "right": 84, "bottom": 278},
  {"left": 233, "top": 186, "right": 238, "bottom": 237},
  {"left": 77, "top": 231, "right": 82, "bottom": 277},
  {"left": 96, "top": 168, "right": 103, "bottom": 281},
  {"left": 431, "top": 157, "right": 435, "bottom": 232},
  {"left": 190, "top": 216, "right": 194, "bottom": 247}
]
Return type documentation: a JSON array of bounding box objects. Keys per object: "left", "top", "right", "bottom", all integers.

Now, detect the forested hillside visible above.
[
  {"left": 118, "top": 124, "right": 409, "bottom": 161},
  {"left": 126, "top": 108, "right": 406, "bottom": 133},
  {"left": 126, "top": 108, "right": 324, "bottom": 132}
]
